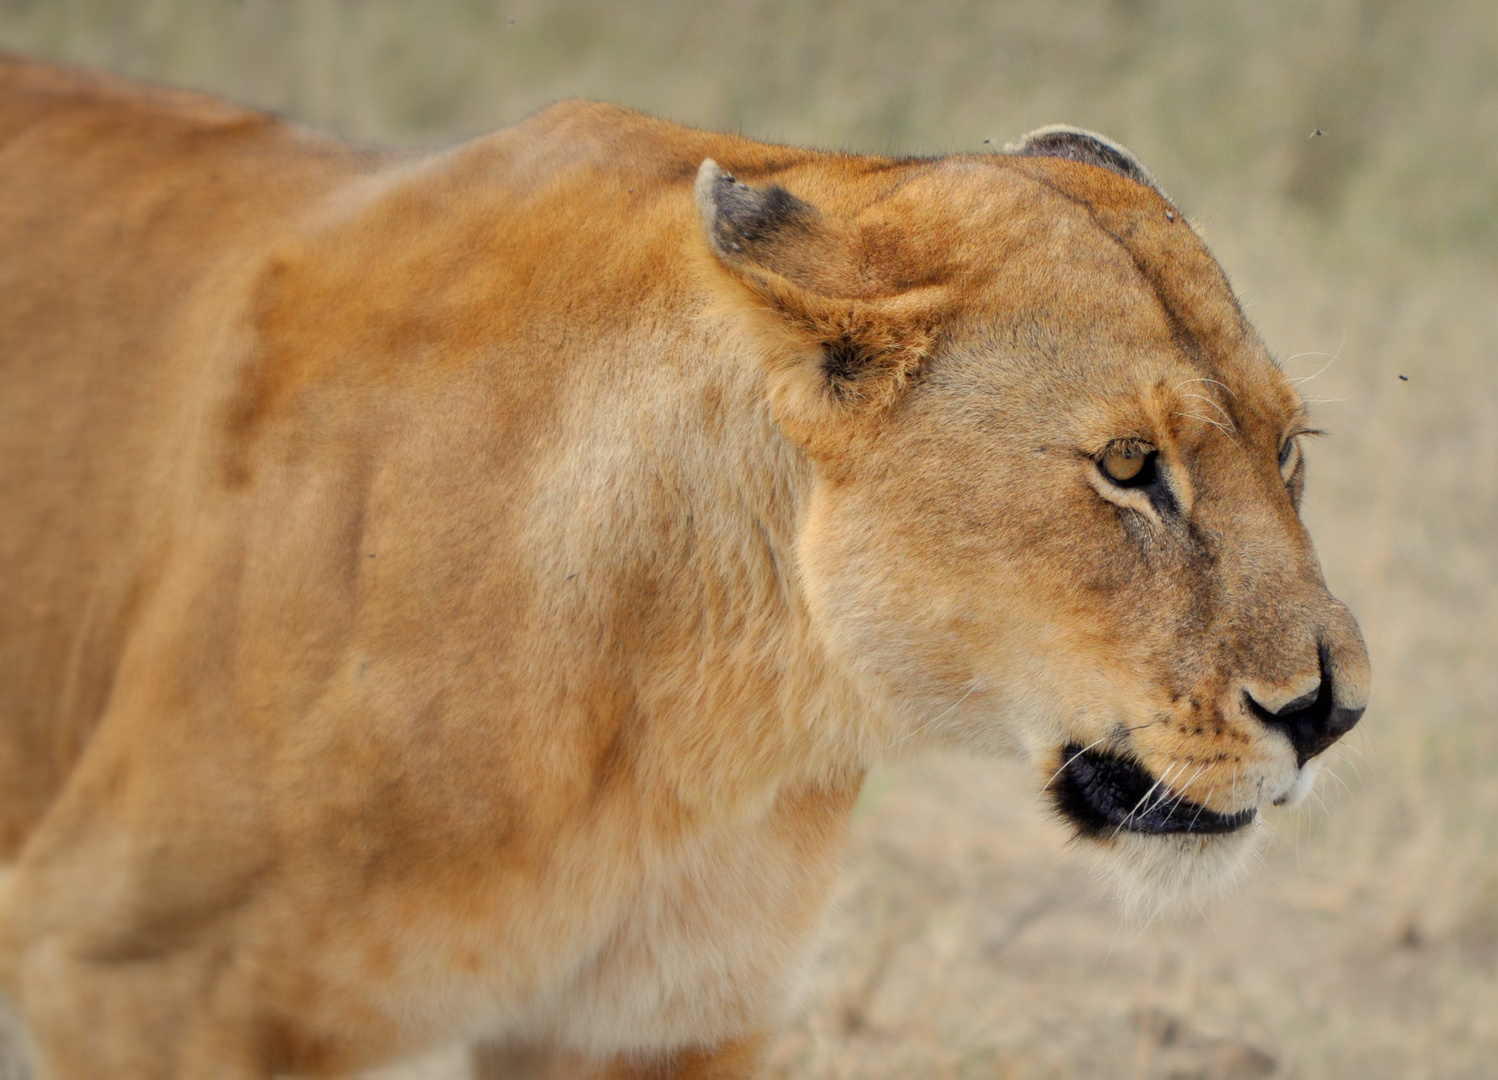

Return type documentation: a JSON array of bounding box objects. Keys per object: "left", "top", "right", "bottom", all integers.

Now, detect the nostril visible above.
[
  {"left": 1246, "top": 644, "right": 1361, "bottom": 766},
  {"left": 1246, "top": 684, "right": 1331, "bottom": 766},
  {"left": 1264, "top": 685, "right": 1321, "bottom": 717}
]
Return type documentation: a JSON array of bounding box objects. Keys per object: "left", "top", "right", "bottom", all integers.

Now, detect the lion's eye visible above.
[
  {"left": 1278, "top": 438, "right": 1300, "bottom": 481},
  {"left": 1099, "top": 446, "right": 1155, "bottom": 487}
]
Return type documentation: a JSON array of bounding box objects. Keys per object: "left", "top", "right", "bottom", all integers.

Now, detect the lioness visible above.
[{"left": 0, "top": 56, "right": 1368, "bottom": 1079}]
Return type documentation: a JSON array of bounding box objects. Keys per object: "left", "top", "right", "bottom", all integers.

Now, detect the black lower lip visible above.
[{"left": 1053, "top": 745, "right": 1257, "bottom": 837}]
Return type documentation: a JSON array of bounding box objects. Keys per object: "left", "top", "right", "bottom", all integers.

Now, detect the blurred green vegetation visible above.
[{"left": 2, "top": 0, "right": 1496, "bottom": 264}]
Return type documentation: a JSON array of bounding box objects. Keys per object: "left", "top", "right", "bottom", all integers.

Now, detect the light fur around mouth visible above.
[{"left": 1081, "top": 819, "right": 1267, "bottom": 923}]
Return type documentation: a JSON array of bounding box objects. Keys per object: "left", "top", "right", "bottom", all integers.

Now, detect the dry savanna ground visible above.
[{"left": 1, "top": 1, "right": 1495, "bottom": 1077}]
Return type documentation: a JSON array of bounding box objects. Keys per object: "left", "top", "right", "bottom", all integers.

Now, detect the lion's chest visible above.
[
  {"left": 495, "top": 783, "right": 856, "bottom": 1053},
  {"left": 376, "top": 783, "right": 855, "bottom": 1055},
  {"left": 543, "top": 801, "right": 847, "bottom": 1052}
]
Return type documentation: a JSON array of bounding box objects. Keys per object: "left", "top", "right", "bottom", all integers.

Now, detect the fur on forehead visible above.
[
  {"left": 1005, "top": 125, "right": 1167, "bottom": 201},
  {"left": 1060, "top": 363, "right": 1233, "bottom": 449}
]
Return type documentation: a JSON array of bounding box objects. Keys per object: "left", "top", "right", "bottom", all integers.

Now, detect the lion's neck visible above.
[{"left": 550, "top": 320, "right": 876, "bottom": 823}]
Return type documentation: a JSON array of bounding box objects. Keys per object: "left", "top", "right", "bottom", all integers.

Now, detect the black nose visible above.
[{"left": 1246, "top": 647, "right": 1364, "bottom": 766}]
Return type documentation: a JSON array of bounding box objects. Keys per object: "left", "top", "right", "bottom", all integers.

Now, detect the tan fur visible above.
[{"left": 0, "top": 56, "right": 1367, "bottom": 1078}]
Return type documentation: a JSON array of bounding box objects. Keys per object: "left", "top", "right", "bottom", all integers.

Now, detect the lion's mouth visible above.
[{"left": 1052, "top": 745, "right": 1257, "bottom": 836}]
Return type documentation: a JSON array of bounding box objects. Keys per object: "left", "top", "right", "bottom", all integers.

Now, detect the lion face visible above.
[
  {"left": 696, "top": 130, "right": 1369, "bottom": 904},
  {"left": 797, "top": 327, "right": 1369, "bottom": 902}
]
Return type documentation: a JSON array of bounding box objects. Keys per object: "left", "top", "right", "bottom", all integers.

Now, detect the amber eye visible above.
[{"left": 1100, "top": 446, "right": 1154, "bottom": 486}]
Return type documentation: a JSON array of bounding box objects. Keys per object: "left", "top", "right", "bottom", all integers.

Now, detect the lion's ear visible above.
[
  {"left": 694, "top": 159, "right": 945, "bottom": 454},
  {"left": 1004, "top": 125, "right": 1165, "bottom": 197},
  {"left": 696, "top": 160, "right": 826, "bottom": 278}
]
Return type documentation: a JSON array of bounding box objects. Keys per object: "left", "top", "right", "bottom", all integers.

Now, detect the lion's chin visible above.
[
  {"left": 1050, "top": 745, "right": 1265, "bottom": 919},
  {"left": 1082, "top": 823, "right": 1265, "bottom": 922}
]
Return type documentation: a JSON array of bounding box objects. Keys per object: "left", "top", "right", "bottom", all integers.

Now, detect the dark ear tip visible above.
[
  {"left": 695, "top": 158, "right": 817, "bottom": 262},
  {"left": 695, "top": 159, "right": 742, "bottom": 256},
  {"left": 694, "top": 158, "right": 728, "bottom": 213},
  {"left": 1005, "top": 124, "right": 1164, "bottom": 196}
]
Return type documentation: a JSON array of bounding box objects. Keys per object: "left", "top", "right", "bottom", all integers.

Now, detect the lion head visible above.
[{"left": 696, "top": 127, "right": 1369, "bottom": 907}]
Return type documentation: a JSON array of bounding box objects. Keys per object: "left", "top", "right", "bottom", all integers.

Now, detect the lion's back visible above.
[
  {"left": 0, "top": 59, "right": 836, "bottom": 858},
  {"left": 0, "top": 56, "right": 380, "bottom": 852}
]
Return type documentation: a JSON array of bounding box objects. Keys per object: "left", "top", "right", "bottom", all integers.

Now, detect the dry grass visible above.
[{"left": 2, "top": 1, "right": 1495, "bottom": 1077}]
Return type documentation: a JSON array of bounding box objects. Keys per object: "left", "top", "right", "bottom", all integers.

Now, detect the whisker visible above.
[
  {"left": 1285, "top": 331, "right": 1347, "bottom": 386},
  {"left": 1309, "top": 782, "right": 1332, "bottom": 816},
  {"left": 1324, "top": 767, "right": 1355, "bottom": 801},
  {"left": 1164, "top": 763, "right": 1207, "bottom": 815},
  {"left": 885, "top": 679, "right": 981, "bottom": 750},
  {"left": 1168, "top": 413, "right": 1240, "bottom": 446},
  {"left": 1176, "top": 762, "right": 1216, "bottom": 829},
  {"left": 1038, "top": 735, "right": 1111, "bottom": 795},
  {"left": 1338, "top": 740, "right": 1370, "bottom": 775},
  {"left": 1123, "top": 760, "right": 1179, "bottom": 825},
  {"left": 1174, "top": 410, "right": 1224, "bottom": 428},
  {"left": 1179, "top": 392, "right": 1239, "bottom": 434},
  {"left": 1111, "top": 760, "right": 1190, "bottom": 840},
  {"left": 1173, "top": 376, "right": 1237, "bottom": 399}
]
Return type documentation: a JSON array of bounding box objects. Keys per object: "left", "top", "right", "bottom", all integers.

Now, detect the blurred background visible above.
[{"left": 2, "top": 1, "right": 1494, "bottom": 1077}]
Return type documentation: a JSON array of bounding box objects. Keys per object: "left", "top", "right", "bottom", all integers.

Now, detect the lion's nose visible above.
[{"left": 1245, "top": 646, "right": 1365, "bottom": 765}]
